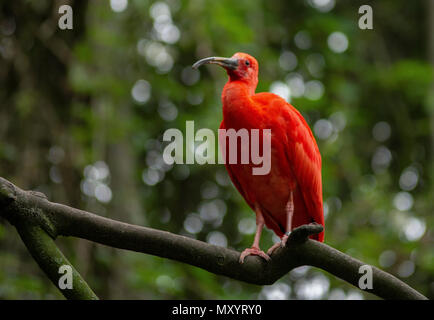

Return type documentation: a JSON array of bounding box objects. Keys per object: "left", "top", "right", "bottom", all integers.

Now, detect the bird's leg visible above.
[
  {"left": 267, "top": 191, "right": 294, "bottom": 255},
  {"left": 281, "top": 191, "right": 294, "bottom": 246},
  {"left": 239, "top": 205, "right": 270, "bottom": 263}
]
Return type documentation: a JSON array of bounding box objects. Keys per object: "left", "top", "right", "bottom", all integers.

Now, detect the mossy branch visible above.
[{"left": 16, "top": 223, "right": 98, "bottom": 300}]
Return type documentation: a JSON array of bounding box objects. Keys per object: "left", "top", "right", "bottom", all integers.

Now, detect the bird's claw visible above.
[
  {"left": 239, "top": 247, "right": 270, "bottom": 263},
  {"left": 267, "top": 234, "right": 290, "bottom": 256}
]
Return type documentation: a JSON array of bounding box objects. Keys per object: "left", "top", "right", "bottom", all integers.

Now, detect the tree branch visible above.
[
  {"left": 0, "top": 177, "right": 427, "bottom": 300},
  {"left": 16, "top": 224, "right": 98, "bottom": 300}
]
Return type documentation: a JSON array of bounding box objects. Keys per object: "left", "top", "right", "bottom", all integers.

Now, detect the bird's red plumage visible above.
[{"left": 218, "top": 53, "right": 324, "bottom": 242}]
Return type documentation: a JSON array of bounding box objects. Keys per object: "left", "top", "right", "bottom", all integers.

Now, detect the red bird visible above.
[{"left": 193, "top": 53, "right": 324, "bottom": 263}]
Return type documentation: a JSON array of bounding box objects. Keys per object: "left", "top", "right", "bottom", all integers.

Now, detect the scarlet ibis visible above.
[{"left": 193, "top": 53, "right": 324, "bottom": 263}]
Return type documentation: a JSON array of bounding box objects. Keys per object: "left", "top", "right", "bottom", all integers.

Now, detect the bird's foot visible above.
[
  {"left": 266, "top": 234, "right": 290, "bottom": 256},
  {"left": 239, "top": 246, "right": 270, "bottom": 263}
]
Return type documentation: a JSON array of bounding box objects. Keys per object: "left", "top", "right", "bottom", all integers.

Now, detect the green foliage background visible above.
[{"left": 0, "top": 0, "right": 433, "bottom": 299}]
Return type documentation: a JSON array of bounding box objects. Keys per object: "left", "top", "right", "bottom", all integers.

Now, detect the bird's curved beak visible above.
[{"left": 192, "top": 56, "right": 239, "bottom": 70}]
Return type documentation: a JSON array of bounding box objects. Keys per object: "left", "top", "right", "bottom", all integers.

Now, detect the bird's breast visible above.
[{"left": 220, "top": 111, "right": 298, "bottom": 217}]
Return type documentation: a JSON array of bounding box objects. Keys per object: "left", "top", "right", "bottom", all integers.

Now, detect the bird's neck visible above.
[
  {"left": 222, "top": 81, "right": 256, "bottom": 121},
  {"left": 224, "top": 79, "right": 256, "bottom": 97}
]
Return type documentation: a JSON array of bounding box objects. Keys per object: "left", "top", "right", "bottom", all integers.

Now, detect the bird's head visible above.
[{"left": 193, "top": 52, "right": 258, "bottom": 88}]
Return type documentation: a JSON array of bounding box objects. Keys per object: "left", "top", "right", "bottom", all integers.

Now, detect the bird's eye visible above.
[{"left": 245, "top": 60, "right": 250, "bottom": 66}]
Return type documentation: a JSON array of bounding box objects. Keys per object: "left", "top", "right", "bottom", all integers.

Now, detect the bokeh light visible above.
[
  {"left": 110, "top": 0, "right": 128, "bottom": 13},
  {"left": 327, "top": 31, "right": 349, "bottom": 53}
]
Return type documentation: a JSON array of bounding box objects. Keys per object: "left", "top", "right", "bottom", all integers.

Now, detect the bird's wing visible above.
[
  {"left": 219, "top": 121, "right": 255, "bottom": 211},
  {"left": 253, "top": 93, "right": 324, "bottom": 241}
]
